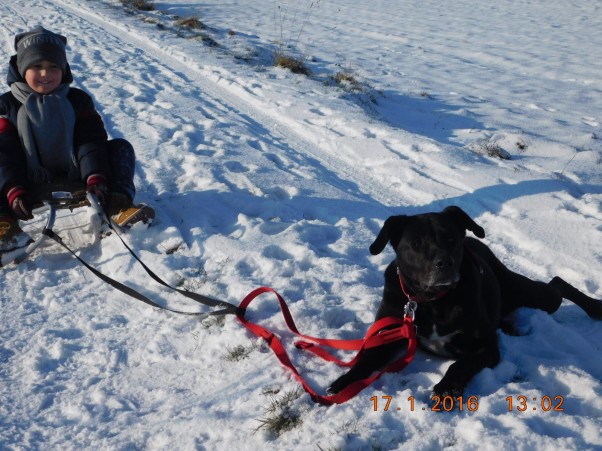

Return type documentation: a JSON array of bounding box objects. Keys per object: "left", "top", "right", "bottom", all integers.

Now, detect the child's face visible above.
[{"left": 24, "top": 60, "right": 63, "bottom": 94}]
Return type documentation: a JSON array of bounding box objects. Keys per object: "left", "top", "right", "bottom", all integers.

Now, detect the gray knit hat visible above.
[{"left": 14, "top": 26, "right": 68, "bottom": 77}]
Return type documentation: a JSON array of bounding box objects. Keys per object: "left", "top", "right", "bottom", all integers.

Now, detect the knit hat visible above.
[{"left": 14, "top": 26, "right": 68, "bottom": 77}]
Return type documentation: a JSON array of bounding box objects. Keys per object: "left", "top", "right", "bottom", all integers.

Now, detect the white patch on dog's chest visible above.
[{"left": 419, "top": 325, "right": 460, "bottom": 357}]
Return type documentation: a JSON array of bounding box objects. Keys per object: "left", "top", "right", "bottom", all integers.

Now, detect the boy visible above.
[{"left": 0, "top": 26, "right": 154, "bottom": 252}]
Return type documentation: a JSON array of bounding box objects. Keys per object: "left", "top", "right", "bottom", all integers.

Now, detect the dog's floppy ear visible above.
[
  {"left": 443, "top": 206, "right": 485, "bottom": 238},
  {"left": 370, "top": 215, "right": 410, "bottom": 255}
]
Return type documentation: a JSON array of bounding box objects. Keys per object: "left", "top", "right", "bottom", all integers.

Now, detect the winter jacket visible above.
[{"left": 0, "top": 55, "right": 110, "bottom": 197}]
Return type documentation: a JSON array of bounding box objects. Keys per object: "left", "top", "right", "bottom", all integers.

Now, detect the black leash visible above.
[{"left": 42, "top": 205, "right": 240, "bottom": 317}]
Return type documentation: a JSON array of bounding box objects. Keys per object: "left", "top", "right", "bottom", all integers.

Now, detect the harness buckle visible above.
[
  {"left": 364, "top": 327, "right": 408, "bottom": 348},
  {"left": 404, "top": 300, "right": 417, "bottom": 320},
  {"left": 258, "top": 329, "right": 275, "bottom": 343}
]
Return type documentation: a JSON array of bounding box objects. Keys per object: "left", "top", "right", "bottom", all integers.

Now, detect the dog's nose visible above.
[{"left": 435, "top": 256, "right": 452, "bottom": 269}]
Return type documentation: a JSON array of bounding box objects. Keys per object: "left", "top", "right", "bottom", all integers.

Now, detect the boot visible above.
[
  {"left": 0, "top": 216, "right": 33, "bottom": 251},
  {"left": 109, "top": 193, "right": 155, "bottom": 228}
]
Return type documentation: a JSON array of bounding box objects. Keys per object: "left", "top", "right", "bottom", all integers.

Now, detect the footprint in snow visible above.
[{"left": 224, "top": 161, "right": 250, "bottom": 173}]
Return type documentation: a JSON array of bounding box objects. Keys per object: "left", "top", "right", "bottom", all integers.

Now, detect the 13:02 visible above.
[{"left": 506, "top": 395, "right": 564, "bottom": 412}]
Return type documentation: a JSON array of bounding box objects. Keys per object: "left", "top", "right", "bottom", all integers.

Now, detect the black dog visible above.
[{"left": 329, "top": 206, "right": 602, "bottom": 397}]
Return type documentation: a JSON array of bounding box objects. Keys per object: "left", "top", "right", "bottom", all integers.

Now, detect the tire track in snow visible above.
[
  {"left": 51, "top": 0, "right": 407, "bottom": 211},
  {"left": 53, "top": 0, "right": 489, "bottom": 217}
]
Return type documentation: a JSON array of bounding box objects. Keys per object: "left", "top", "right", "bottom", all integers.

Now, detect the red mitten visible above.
[
  {"left": 86, "top": 174, "right": 110, "bottom": 208},
  {"left": 7, "top": 186, "right": 33, "bottom": 220}
]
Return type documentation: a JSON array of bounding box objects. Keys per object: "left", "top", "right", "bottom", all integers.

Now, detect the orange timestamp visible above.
[
  {"left": 371, "top": 395, "right": 480, "bottom": 412},
  {"left": 505, "top": 395, "right": 564, "bottom": 412},
  {"left": 371, "top": 395, "right": 566, "bottom": 412}
]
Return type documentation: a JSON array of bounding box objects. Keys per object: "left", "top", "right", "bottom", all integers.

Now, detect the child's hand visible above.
[
  {"left": 7, "top": 186, "right": 33, "bottom": 220},
  {"left": 86, "top": 174, "right": 110, "bottom": 208}
]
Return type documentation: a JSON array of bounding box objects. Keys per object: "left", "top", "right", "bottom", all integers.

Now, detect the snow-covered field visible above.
[{"left": 1, "top": 0, "right": 600, "bottom": 449}]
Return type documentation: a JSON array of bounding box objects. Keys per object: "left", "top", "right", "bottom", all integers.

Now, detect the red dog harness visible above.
[{"left": 237, "top": 286, "right": 418, "bottom": 405}]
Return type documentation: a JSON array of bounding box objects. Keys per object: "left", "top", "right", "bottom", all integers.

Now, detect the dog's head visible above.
[{"left": 370, "top": 206, "right": 485, "bottom": 301}]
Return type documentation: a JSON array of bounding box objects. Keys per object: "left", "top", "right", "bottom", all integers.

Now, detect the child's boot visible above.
[
  {"left": 109, "top": 193, "right": 155, "bottom": 228},
  {"left": 0, "top": 216, "right": 32, "bottom": 251}
]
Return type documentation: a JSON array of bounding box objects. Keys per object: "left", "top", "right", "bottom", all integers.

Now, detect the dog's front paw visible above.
[{"left": 432, "top": 382, "right": 464, "bottom": 400}]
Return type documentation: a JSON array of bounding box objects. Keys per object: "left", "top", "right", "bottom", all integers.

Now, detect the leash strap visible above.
[
  {"left": 44, "top": 229, "right": 208, "bottom": 316},
  {"left": 236, "top": 286, "right": 418, "bottom": 405},
  {"left": 84, "top": 192, "right": 239, "bottom": 315},
  {"left": 103, "top": 222, "right": 239, "bottom": 315},
  {"left": 42, "top": 213, "right": 239, "bottom": 317}
]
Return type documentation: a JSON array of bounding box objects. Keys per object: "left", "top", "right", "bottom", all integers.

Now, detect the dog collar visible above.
[{"left": 397, "top": 268, "right": 419, "bottom": 302}]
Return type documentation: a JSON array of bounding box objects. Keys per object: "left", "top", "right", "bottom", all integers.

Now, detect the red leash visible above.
[{"left": 236, "top": 286, "right": 418, "bottom": 405}]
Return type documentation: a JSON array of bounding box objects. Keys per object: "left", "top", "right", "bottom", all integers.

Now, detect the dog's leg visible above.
[
  {"left": 432, "top": 344, "right": 500, "bottom": 398},
  {"left": 327, "top": 340, "right": 408, "bottom": 394},
  {"left": 549, "top": 277, "right": 602, "bottom": 320}
]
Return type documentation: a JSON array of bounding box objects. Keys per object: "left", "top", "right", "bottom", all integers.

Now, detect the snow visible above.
[{"left": 1, "top": 0, "right": 601, "bottom": 449}]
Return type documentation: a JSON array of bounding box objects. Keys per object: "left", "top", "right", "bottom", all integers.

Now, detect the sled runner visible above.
[{"left": 0, "top": 183, "right": 96, "bottom": 267}]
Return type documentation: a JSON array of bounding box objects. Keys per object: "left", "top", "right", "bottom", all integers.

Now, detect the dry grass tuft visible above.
[
  {"left": 254, "top": 387, "right": 304, "bottom": 437},
  {"left": 333, "top": 71, "right": 362, "bottom": 91},
  {"left": 176, "top": 16, "right": 204, "bottom": 30},
  {"left": 121, "top": 0, "right": 155, "bottom": 11},
  {"left": 274, "top": 53, "right": 310, "bottom": 75}
]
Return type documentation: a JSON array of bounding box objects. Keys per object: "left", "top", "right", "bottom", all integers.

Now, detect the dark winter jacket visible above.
[{"left": 0, "top": 55, "right": 110, "bottom": 196}]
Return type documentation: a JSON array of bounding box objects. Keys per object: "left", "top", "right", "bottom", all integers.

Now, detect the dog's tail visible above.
[{"left": 550, "top": 276, "right": 602, "bottom": 320}]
